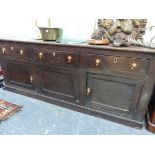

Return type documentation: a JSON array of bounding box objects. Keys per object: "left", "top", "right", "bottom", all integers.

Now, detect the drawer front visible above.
[
  {"left": 34, "top": 48, "right": 79, "bottom": 67},
  {"left": 104, "top": 56, "right": 150, "bottom": 74},
  {"left": 10, "top": 45, "right": 33, "bottom": 59},
  {"left": 0, "top": 43, "right": 11, "bottom": 55},
  {"left": 86, "top": 54, "right": 150, "bottom": 74}
]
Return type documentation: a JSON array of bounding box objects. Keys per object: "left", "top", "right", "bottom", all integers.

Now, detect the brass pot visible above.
[{"left": 38, "top": 27, "right": 62, "bottom": 41}]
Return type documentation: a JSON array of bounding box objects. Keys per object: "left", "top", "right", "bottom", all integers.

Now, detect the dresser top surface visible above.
[{"left": 0, "top": 36, "right": 155, "bottom": 54}]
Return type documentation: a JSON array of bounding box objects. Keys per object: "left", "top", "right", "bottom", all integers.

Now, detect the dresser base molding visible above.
[{"left": 4, "top": 84, "right": 143, "bottom": 129}]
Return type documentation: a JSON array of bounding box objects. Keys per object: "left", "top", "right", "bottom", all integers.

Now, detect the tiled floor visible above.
[{"left": 0, "top": 88, "right": 153, "bottom": 135}]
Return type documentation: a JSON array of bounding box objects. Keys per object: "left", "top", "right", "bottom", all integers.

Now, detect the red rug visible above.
[{"left": 0, "top": 99, "right": 22, "bottom": 121}]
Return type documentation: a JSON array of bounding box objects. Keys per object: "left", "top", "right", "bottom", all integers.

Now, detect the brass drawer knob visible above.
[
  {"left": 11, "top": 46, "right": 14, "bottom": 51},
  {"left": 2, "top": 48, "right": 6, "bottom": 54},
  {"left": 39, "top": 52, "right": 43, "bottom": 59},
  {"left": 30, "top": 76, "right": 33, "bottom": 83},
  {"left": 53, "top": 52, "right": 56, "bottom": 56},
  {"left": 86, "top": 88, "right": 91, "bottom": 96},
  {"left": 96, "top": 59, "right": 100, "bottom": 66},
  {"left": 20, "top": 49, "right": 24, "bottom": 56},
  {"left": 67, "top": 55, "right": 72, "bottom": 63},
  {"left": 131, "top": 62, "right": 137, "bottom": 70}
]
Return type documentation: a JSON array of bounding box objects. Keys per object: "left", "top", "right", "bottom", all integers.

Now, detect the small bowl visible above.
[{"left": 87, "top": 39, "right": 110, "bottom": 45}]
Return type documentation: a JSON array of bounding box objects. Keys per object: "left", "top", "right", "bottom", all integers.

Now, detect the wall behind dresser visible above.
[{"left": 0, "top": 0, "right": 154, "bottom": 40}]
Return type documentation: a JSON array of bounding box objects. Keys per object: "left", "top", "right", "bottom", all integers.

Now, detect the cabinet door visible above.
[
  {"left": 2, "top": 60, "right": 34, "bottom": 89},
  {"left": 37, "top": 66, "right": 79, "bottom": 104},
  {"left": 86, "top": 73, "right": 144, "bottom": 116}
]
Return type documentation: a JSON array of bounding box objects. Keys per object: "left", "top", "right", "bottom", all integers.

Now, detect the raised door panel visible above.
[
  {"left": 86, "top": 73, "right": 144, "bottom": 117},
  {"left": 2, "top": 60, "right": 34, "bottom": 89},
  {"left": 37, "top": 66, "right": 79, "bottom": 104}
]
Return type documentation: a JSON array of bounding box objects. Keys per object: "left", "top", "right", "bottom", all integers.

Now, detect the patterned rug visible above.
[{"left": 0, "top": 99, "right": 22, "bottom": 121}]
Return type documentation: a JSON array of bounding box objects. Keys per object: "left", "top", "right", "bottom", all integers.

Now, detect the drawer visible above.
[
  {"left": 10, "top": 45, "right": 33, "bottom": 58},
  {"left": 0, "top": 43, "right": 11, "bottom": 55},
  {"left": 34, "top": 48, "right": 79, "bottom": 67},
  {"left": 86, "top": 54, "right": 150, "bottom": 74},
  {"left": 104, "top": 56, "right": 150, "bottom": 74}
]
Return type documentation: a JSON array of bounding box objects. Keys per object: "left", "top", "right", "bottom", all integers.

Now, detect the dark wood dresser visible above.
[{"left": 1, "top": 38, "right": 155, "bottom": 128}]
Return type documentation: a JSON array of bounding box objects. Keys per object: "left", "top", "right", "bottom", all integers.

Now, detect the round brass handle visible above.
[
  {"left": 86, "top": 88, "right": 91, "bottom": 96},
  {"left": 30, "top": 76, "right": 33, "bottom": 83},
  {"left": 39, "top": 52, "right": 43, "bottom": 59},
  {"left": 11, "top": 46, "right": 14, "bottom": 51},
  {"left": 2, "top": 48, "right": 6, "bottom": 54},
  {"left": 53, "top": 52, "right": 56, "bottom": 56},
  {"left": 20, "top": 49, "right": 24, "bottom": 56},
  {"left": 96, "top": 59, "right": 100, "bottom": 66},
  {"left": 131, "top": 62, "right": 137, "bottom": 70},
  {"left": 67, "top": 56, "right": 72, "bottom": 63}
]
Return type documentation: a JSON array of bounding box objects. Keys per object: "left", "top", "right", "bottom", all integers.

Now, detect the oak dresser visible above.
[{"left": 1, "top": 38, "right": 155, "bottom": 128}]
